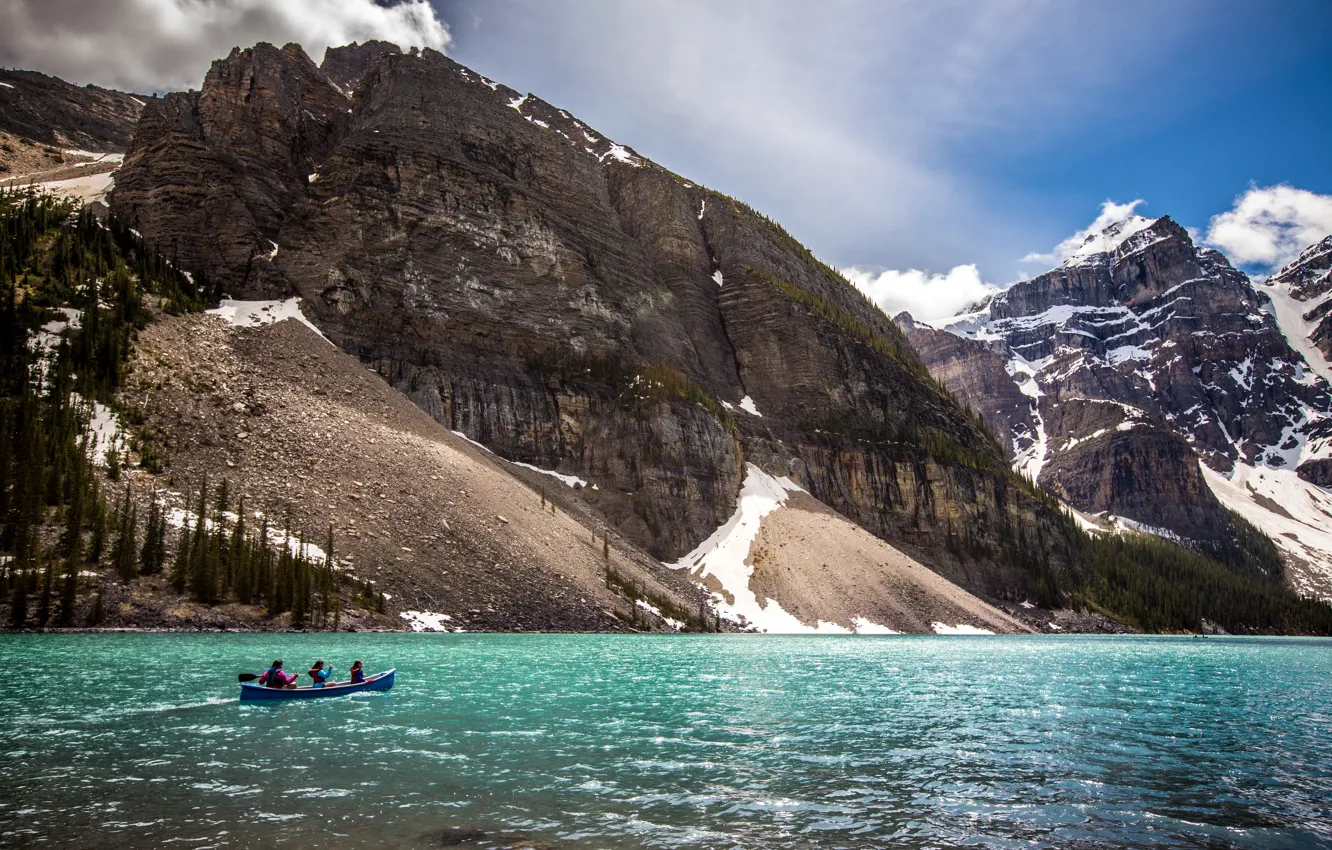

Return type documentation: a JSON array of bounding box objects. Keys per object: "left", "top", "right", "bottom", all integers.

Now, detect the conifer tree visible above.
[
  {"left": 8, "top": 570, "right": 27, "bottom": 629},
  {"left": 188, "top": 476, "right": 214, "bottom": 603},
  {"left": 113, "top": 486, "right": 138, "bottom": 583},
  {"left": 139, "top": 491, "right": 166, "bottom": 575},
  {"left": 86, "top": 586, "right": 104, "bottom": 626},
  {"left": 88, "top": 494, "right": 107, "bottom": 564},
  {"left": 228, "top": 497, "right": 247, "bottom": 599},
  {"left": 37, "top": 560, "right": 53, "bottom": 628},
  {"left": 171, "top": 516, "right": 191, "bottom": 594}
]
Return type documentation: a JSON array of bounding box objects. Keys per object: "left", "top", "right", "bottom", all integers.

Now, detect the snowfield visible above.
[
  {"left": 206, "top": 298, "right": 332, "bottom": 345},
  {"left": 400, "top": 610, "right": 458, "bottom": 632},
  {"left": 1202, "top": 464, "right": 1332, "bottom": 602},
  {"left": 668, "top": 464, "right": 944, "bottom": 635}
]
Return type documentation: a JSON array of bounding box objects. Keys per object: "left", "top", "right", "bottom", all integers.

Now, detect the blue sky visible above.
[
  {"left": 432, "top": 0, "right": 1332, "bottom": 316},
  {"left": 5, "top": 0, "right": 1330, "bottom": 319},
  {"left": 423, "top": 0, "right": 1332, "bottom": 317}
]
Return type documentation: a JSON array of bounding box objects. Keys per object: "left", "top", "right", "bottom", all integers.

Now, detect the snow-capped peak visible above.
[{"left": 1064, "top": 215, "right": 1158, "bottom": 267}]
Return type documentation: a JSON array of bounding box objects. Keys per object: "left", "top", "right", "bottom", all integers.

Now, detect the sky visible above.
[{"left": 3, "top": 0, "right": 1331, "bottom": 320}]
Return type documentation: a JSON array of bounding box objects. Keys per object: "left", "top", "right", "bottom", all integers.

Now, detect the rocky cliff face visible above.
[
  {"left": 111, "top": 43, "right": 351, "bottom": 294},
  {"left": 0, "top": 69, "right": 144, "bottom": 152},
  {"left": 894, "top": 312, "right": 1038, "bottom": 463},
  {"left": 111, "top": 42, "right": 1074, "bottom": 606},
  {"left": 906, "top": 216, "right": 1332, "bottom": 598},
  {"left": 320, "top": 40, "right": 403, "bottom": 93},
  {"left": 1260, "top": 235, "right": 1332, "bottom": 488}
]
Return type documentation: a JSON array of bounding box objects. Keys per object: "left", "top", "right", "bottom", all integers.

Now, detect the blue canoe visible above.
[{"left": 240, "top": 669, "right": 395, "bottom": 702}]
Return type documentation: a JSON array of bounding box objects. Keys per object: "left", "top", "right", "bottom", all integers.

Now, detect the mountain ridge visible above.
[{"left": 901, "top": 214, "right": 1332, "bottom": 601}]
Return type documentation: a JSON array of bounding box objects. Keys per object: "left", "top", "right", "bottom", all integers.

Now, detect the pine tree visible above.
[
  {"left": 214, "top": 478, "right": 230, "bottom": 593},
  {"left": 88, "top": 495, "right": 107, "bottom": 564},
  {"left": 86, "top": 586, "right": 104, "bottom": 626},
  {"left": 37, "top": 560, "right": 53, "bottom": 628},
  {"left": 139, "top": 491, "right": 165, "bottom": 575},
  {"left": 318, "top": 524, "right": 335, "bottom": 627},
  {"left": 228, "top": 497, "right": 247, "bottom": 600},
  {"left": 8, "top": 569, "right": 27, "bottom": 629},
  {"left": 113, "top": 486, "right": 138, "bottom": 583},
  {"left": 171, "top": 516, "right": 191, "bottom": 594},
  {"left": 189, "top": 476, "right": 213, "bottom": 603}
]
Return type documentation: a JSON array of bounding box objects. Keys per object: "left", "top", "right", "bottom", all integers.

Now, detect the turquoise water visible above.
[{"left": 1, "top": 635, "right": 1330, "bottom": 849}]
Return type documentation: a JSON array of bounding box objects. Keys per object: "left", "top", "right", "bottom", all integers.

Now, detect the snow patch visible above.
[
  {"left": 668, "top": 464, "right": 856, "bottom": 634},
  {"left": 510, "top": 461, "right": 588, "bottom": 489},
  {"left": 86, "top": 399, "right": 125, "bottom": 467},
  {"left": 165, "top": 508, "right": 339, "bottom": 569},
  {"left": 206, "top": 298, "right": 331, "bottom": 346},
  {"left": 712, "top": 270, "right": 723, "bottom": 287},
  {"left": 63, "top": 150, "right": 124, "bottom": 165},
  {"left": 1006, "top": 353, "right": 1047, "bottom": 481},
  {"left": 1261, "top": 282, "right": 1332, "bottom": 385},
  {"left": 31, "top": 170, "right": 116, "bottom": 204},
  {"left": 635, "top": 599, "right": 685, "bottom": 631},
  {"left": 599, "top": 143, "right": 643, "bottom": 167},
  {"left": 931, "top": 622, "right": 995, "bottom": 635},
  {"left": 1109, "top": 515, "right": 1182, "bottom": 542},
  {"left": 400, "top": 611, "right": 455, "bottom": 632},
  {"left": 1202, "top": 463, "right": 1332, "bottom": 602},
  {"left": 738, "top": 396, "right": 762, "bottom": 417},
  {"left": 852, "top": 617, "right": 901, "bottom": 635}
]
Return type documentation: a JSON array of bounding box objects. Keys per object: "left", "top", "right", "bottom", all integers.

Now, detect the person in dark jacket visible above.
[{"left": 348, "top": 660, "right": 366, "bottom": 684}]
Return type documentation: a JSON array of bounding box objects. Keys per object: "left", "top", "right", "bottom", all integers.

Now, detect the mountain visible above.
[
  {"left": 0, "top": 68, "right": 145, "bottom": 153},
  {"left": 3, "top": 41, "right": 1330, "bottom": 634},
  {"left": 1260, "top": 236, "right": 1332, "bottom": 485},
  {"left": 899, "top": 216, "right": 1332, "bottom": 601},
  {"left": 107, "top": 41, "right": 1084, "bottom": 620}
]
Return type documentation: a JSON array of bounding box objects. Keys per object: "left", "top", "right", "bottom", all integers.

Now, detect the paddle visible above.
[{"left": 238, "top": 673, "right": 259, "bottom": 682}]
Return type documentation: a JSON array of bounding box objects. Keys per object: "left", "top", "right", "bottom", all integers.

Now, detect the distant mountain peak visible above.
[
  {"left": 1063, "top": 213, "right": 1160, "bottom": 267},
  {"left": 912, "top": 222, "right": 1332, "bottom": 600}
]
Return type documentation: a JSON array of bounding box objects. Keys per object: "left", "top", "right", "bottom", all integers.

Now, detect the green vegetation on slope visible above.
[
  {"left": 0, "top": 188, "right": 380, "bottom": 628},
  {"left": 1072, "top": 523, "right": 1332, "bottom": 634}
]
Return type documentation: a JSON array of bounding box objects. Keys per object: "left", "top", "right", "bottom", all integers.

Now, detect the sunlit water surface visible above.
[{"left": 1, "top": 634, "right": 1329, "bottom": 849}]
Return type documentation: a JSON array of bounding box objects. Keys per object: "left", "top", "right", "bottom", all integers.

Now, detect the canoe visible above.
[{"left": 240, "top": 669, "right": 395, "bottom": 701}]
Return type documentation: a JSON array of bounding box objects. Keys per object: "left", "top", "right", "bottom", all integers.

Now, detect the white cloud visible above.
[
  {"left": 1019, "top": 199, "right": 1145, "bottom": 268},
  {"left": 1205, "top": 185, "right": 1332, "bottom": 272},
  {"left": 447, "top": 1, "right": 1213, "bottom": 279},
  {"left": 0, "top": 0, "right": 450, "bottom": 92},
  {"left": 842, "top": 264, "right": 998, "bottom": 323}
]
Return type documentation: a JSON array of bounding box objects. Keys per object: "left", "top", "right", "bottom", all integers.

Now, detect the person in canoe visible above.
[
  {"left": 259, "top": 660, "right": 298, "bottom": 689},
  {"left": 308, "top": 660, "right": 333, "bottom": 688},
  {"left": 348, "top": 660, "right": 366, "bottom": 684}
]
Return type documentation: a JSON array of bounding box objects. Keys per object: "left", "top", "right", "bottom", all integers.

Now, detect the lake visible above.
[{"left": 0, "top": 634, "right": 1329, "bottom": 849}]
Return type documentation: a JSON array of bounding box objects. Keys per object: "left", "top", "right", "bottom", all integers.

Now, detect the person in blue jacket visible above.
[{"left": 308, "top": 659, "right": 333, "bottom": 687}]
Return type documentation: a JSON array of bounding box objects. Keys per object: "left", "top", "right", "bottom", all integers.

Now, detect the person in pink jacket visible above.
[{"left": 258, "top": 660, "right": 298, "bottom": 689}]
